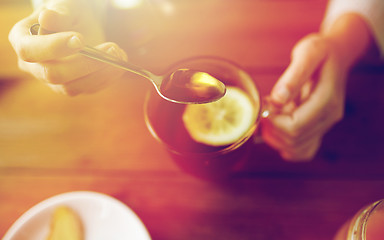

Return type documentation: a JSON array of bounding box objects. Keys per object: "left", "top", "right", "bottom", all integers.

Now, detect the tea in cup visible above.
[{"left": 144, "top": 56, "right": 267, "bottom": 179}]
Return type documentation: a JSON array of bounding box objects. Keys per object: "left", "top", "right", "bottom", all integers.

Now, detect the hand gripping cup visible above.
[{"left": 144, "top": 56, "right": 269, "bottom": 180}]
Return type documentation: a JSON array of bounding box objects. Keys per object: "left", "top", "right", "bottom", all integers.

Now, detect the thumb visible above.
[
  {"left": 271, "top": 34, "right": 328, "bottom": 105},
  {"left": 38, "top": 0, "right": 79, "bottom": 32}
]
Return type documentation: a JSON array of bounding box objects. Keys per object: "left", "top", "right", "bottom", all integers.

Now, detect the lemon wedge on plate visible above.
[
  {"left": 182, "top": 86, "right": 257, "bottom": 146},
  {"left": 46, "top": 206, "right": 84, "bottom": 240}
]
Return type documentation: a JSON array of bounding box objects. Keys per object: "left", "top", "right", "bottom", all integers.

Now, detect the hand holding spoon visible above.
[{"left": 30, "top": 24, "right": 226, "bottom": 104}]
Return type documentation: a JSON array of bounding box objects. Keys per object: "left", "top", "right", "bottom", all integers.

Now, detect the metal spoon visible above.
[{"left": 30, "top": 24, "right": 226, "bottom": 104}]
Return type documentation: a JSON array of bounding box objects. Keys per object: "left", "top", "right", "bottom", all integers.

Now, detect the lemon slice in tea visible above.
[{"left": 182, "top": 86, "right": 258, "bottom": 146}]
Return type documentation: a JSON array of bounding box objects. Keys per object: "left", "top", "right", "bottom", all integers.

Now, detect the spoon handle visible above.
[{"left": 80, "top": 46, "right": 157, "bottom": 83}]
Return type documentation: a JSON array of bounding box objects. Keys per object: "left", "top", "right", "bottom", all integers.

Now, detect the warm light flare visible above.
[
  {"left": 111, "top": 0, "right": 143, "bottom": 9},
  {"left": 156, "top": 0, "right": 175, "bottom": 16}
]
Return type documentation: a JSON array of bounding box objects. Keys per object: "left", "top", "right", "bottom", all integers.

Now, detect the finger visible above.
[
  {"left": 57, "top": 64, "right": 126, "bottom": 96},
  {"left": 8, "top": 11, "right": 39, "bottom": 47},
  {"left": 38, "top": 0, "right": 80, "bottom": 32},
  {"left": 261, "top": 120, "right": 285, "bottom": 151},
  {"left": 263, "top": 116, "right": 327, "bottom": 153},
  {"left": 25, "top": 33, "right": 83, "bottom": 62},
  {"left": 262, "top": 124, "right": 321, "bottom": 161},
  {"left": 280, "top": 137, "right": 321, "bottom": 161},
  {"left": 271, "top": 34, "right": 328, "bottom": 105},
  {"left": 19, "top": 42, "right": 127, "bottom": 84},
  {"left": 266, "top": 105, "right": 328, "bottom": 150},
  {"left": 38, "top": 0, "right": 105, "bottom": 46}
]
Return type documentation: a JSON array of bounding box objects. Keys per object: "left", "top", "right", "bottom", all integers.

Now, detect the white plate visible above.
[{"left": 3, "top": 191, "right": 152, "bottom": 240}]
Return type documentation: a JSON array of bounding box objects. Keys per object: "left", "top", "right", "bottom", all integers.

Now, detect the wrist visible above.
[{"left": 322, "top": 13, "right": 374, "bottom": 69}]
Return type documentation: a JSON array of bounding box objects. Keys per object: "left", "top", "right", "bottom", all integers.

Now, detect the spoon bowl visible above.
[
  {"left": 160, "top": 69, "right": 227, "bottom": 103},
  {"left": 30, "top": 24, "right": 226, "bottom": 104}
]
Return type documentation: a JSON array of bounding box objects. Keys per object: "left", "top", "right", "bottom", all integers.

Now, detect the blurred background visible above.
[
  {"left": 0, "top": 0, "right": 31, "bottom": 78},
  {"left": 1, "top": 1, "right": 384, "bottom": 239}
]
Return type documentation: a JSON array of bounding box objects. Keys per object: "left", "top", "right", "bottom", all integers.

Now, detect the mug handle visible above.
[{"left": 253, "top": 96, "right": 281, "bottom": 144}]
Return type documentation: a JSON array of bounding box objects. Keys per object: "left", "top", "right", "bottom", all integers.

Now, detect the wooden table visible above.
[{"left": 1, "top": 1, "right": 384, "bottom": 239}]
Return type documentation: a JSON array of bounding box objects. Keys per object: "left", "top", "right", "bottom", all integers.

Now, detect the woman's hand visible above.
[
  {"left": 262, "top": 13, "right": 373, "bottom": 161},
  {"left": 8, "top": 0, "right": 127, "bottom": 96}
]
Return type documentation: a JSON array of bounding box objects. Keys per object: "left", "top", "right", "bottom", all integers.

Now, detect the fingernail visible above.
[
  {"left": 68, "top": 35, "right": 83, "bottom": 49},
  {"left": 274, "top": 86, "right": 290, "bottom": 104},
  {"left": 108, "top": 46, "right": 127, "bottom": 61}
]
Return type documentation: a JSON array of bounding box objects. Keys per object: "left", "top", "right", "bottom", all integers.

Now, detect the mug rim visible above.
[{"left": 348, "top": 199, "right": 384, "bottom": 240}]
